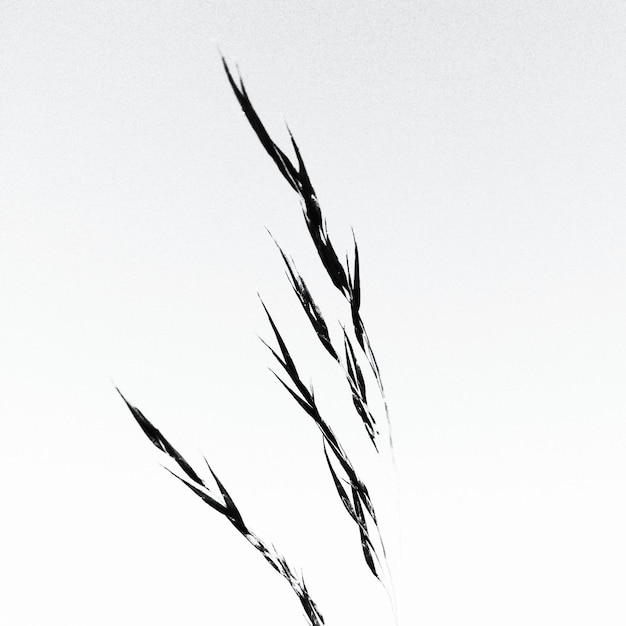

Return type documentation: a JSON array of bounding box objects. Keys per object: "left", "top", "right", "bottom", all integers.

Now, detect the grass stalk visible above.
[{"left": 118, "top": 56, "right": 399, "bottom": 625}]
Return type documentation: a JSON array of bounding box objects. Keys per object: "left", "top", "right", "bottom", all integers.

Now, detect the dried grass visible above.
[{"left": 117, "top": 57, "right": 398, "bottom": 626}]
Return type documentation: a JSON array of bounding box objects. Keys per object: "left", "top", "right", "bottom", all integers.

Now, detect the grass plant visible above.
[{"left": 117, "top": 57, "right": 398, "bottom": 626}]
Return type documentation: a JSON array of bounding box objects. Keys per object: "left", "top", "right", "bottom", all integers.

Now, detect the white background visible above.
[{"left": 1, "top": 2, "right": 625, "bottom": 625}]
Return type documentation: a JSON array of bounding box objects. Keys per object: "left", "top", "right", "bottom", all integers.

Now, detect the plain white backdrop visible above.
[{"left": 1, "top": 2, "right": 625, "bottom": 625}]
